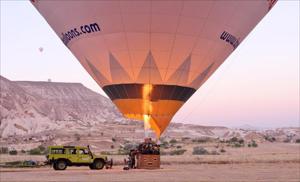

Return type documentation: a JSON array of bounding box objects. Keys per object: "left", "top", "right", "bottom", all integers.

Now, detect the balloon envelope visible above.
[{"left": 31, "top": 0, "right": 277, "bottom": 137}]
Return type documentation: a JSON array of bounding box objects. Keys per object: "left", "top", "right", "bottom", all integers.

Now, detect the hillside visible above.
[
  {"left": 0, "top": 75, "right": 124, "bottom": 137},
  {"left": 0, "top": 75, "right": 299, "bottom": 151}
]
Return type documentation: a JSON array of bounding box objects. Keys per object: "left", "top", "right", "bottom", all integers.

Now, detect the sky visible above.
[{"left": 1, "top": 1, "right": 299, "bottom": 128}]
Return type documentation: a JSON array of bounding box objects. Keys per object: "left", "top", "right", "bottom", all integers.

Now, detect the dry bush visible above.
[
  {"left": 169, "top": 149, "right": 186, "bottom": 156},
  {"left": 9, "top": 150, "right": 18, "bottom": 155},
  {"left": 248, "top": 140, "right": 258, "bottom": 147},
  {"left": 0, "top": 147, "right": 8, "bottom": 154},
  {"left": 192, "top": 137, "right": 212, "bottom": 143},
  {"left": 193, "top": 146, "right": 208, "bottom": 155}
]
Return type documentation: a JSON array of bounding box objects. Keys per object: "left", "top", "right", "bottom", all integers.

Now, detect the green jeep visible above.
[{"left": 46, "top": 145, "right": 112, "bottom": 170}]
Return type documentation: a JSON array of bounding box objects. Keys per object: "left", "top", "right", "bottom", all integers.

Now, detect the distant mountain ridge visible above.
[
  {"left": 0, "top": 75, "right": 124, "bottom": 137},
  {"left": 0, "top": 75, "right": 299, "bottom": 148}
]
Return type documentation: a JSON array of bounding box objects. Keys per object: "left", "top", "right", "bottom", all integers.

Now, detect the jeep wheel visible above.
[
  {"left": 53, "top": 163, "right": 58, "bottom": 170},
  {"left": 55, "top": 160, "right": 67, "bottom": 170},
  {"left": 89, "top": 164, "right": 95, "bottom": 170},
  {"left": 93, "top": 159, "right": 104, "bottom": 170}
]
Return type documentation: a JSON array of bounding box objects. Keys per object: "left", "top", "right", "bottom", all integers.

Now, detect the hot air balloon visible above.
[{"left": 31, "top": 0, "right": 277, "bottom": 137}]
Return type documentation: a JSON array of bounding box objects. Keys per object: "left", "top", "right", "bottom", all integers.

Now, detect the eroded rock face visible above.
[
  {"left": 1, "top": 76, "right": 299, "bottom": 148},
  {"left": 0, "top": 75, "right": 124, "bottom": 137}
]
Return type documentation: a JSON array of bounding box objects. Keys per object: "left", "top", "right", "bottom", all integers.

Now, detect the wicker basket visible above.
[{"left": 136, "top": 154, "right": 160, "bottom": 169}]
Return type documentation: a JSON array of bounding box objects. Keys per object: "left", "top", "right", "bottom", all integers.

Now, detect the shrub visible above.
[
  {"left": 28, "top": 148, "right": 42, "bottom": 155},
  {"left": 160, "top": 141, "right": 169, "bottom": 149},
  {"left": 224, "top": 137, "right": 246, "bottom": 148},
  {"left": 181, "top": 137, "right": 191, "bottom": 142},
  {"left": 238, "top": 139, "right": 244, "bottom": 144},
  {"left": 21, "top": 150, "right": 26, "bottom": 154},
  {"left": 169, "top": 149, "right": 186, "bottom": 155},
  {"left": 112, "top": 137, "right": 116, "bottom": 142},
  {"left": 219, "top": 139, "right": 226, "bottom": 143},
  {"left": 0, "top": 147, "right": 8, "bottom": 154},
  {"left": 296, "top": 139, "right": 300, "bottom": 143},
  {"left": 233, "top": 143, "right": 243, "bottom": 148},
  {"left": 28, "top": 146, "right": 47, "bottom": 155},
  {"left": 248, "top": 140, "right": 258, "bottom": 147},
  {"left": 251, "top": 140, "right": 258, "bottom": 147},
  {"left": 264, "top": 135, "right": 276, "bottom": 142},
  {"left": 229, "top": 137, "right": 238, "bottom": 143},
  {"left": 192, "top": 146, "right": 208, "bottom": 155},
  {"left": 74, "top": 133, "right": 80, "bottom": 141},
  {"left": 220, "top": 148, "right": 226, "bottom": 153},
  {"left": 9, "top": 150, "right": 18, "bottom": 155},
  {"left": 170, "top": 139, "right": 177, "bottom": 144},
  {"left": 192, "top": 137, "right": 210, "bottom": 143},
  {"left": 176, "top": 145, "right": 182, "bottom": 149},
  {"left": 38, "top": 145, "right": 46, "bottom": 152}
]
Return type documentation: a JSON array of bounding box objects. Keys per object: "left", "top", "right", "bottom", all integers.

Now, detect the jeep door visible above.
[
  {"left": 78, "top": 148, "right": 92, "bottom": 163},
  {"left": 67, "top": 148, "right": 79, "bottom": 163}
]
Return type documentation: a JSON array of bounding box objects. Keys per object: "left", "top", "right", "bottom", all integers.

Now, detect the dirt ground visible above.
[
  {"left": 1, "top": 143, "right": 299, "bottom": 164},
  {"left": 1, "top": 163, "right": 299, "bottom": 182},
  {"left": 0, "top": 143, "right": 299, "bottom": 182}
]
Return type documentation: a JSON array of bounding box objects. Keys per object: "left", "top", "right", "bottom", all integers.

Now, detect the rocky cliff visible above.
[{"left": 0, "top": 75, "right": 124, "bottom": 137}]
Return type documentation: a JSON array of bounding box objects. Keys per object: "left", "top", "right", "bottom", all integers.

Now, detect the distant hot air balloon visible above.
[{"left": 31, "top": 0, "right": 277, "bottom": 137}]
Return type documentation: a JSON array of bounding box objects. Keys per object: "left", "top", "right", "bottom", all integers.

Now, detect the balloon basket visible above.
[
  {"left": 136, "top": 154, "right": 160, "bottom": 169},
  {"left": 135, "top": 138, "right": 160, "bottom": 169}
]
